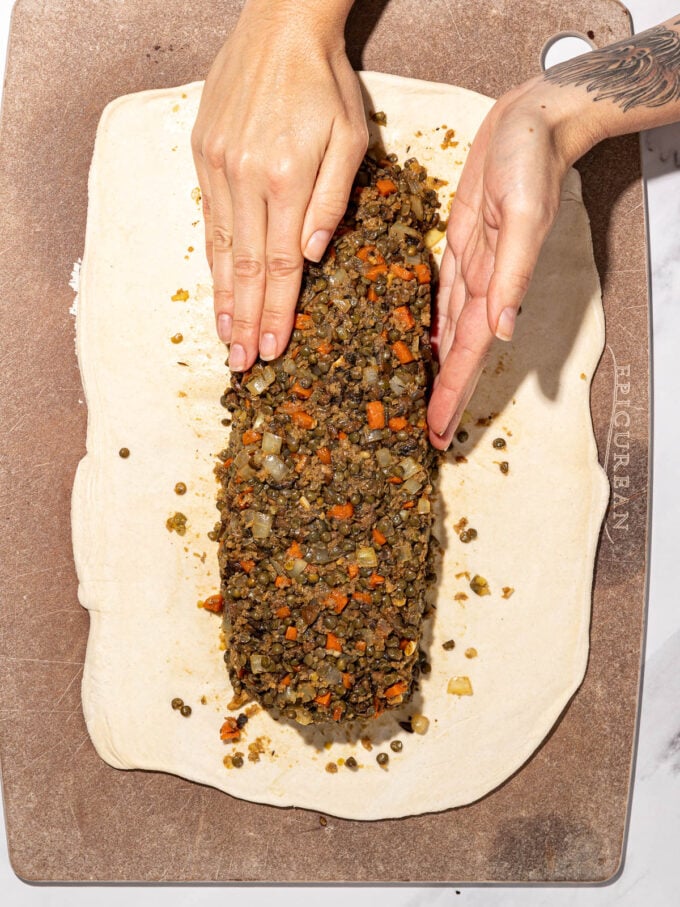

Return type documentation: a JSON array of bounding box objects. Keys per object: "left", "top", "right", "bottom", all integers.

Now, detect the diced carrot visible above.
[
  {"left": 356, "top": 245, "right": 376, "bottom": 261},
  {"left": 325, "top": 632, "right": 343, "bottom": 652},
  {"left": 342, "top": 672, "right": 354, "bottom": 689},
  {"left": 388, "top": 476, "right": 404, "bottom": 485},
  {"left": 390, "top": 263, "right": 415, "bottom": 281},
  {"left": 392, "top": 306, "right": 415, "bottom": 331},
  {"left": 285, "top": 626, "right": 298, "bottom": 641},
  {"left": 287, "top": 541, "right": 303, "bottom": 558},
  {"left": 202, "top": 594, "right": 224, "bottom": 613},
  {"left": 278, "top": 400, "right": 304, "bottom": 415},
  {"left": 315, "top": 691, "right": 332, "bottom": 707},
  {"left": 380, "top": 328, "right": 388, "bottom": 341},
  {"left": 292, "top": 411, "right": 315, "bottom": 429},
  {"left": 366, "top": 400, "right": 385, "bottom": 429},
  {"left": 275, "top": 605, "right": 291, "bottom": 619},
  {"left": 367, "top": 286, "right": 379, "bottom": 303},
  {"left": 279, "top": 673, "right": 292, "bottom": 687},
  {"left": 392, "top": 341, "right": 415, "bottom": 364},
  {"left": 385, "top": 680, "right": 408, "bottom": 699},
  {"left": 332, "top": 706, "right": 343, "bottom": 722},
  {"left": 376, "top": 178, "right": 398, "bottom": 196},
  {"left": 347, "top": 563, "right": 359, "bottom": 579},
  {"left": 237, "top": 667, "right": 247, "bottom": 679},
  {"left": 388, "top": 416, "right": 409, "bottom": 432},
  {"left": 275, "top": 575, "right": 292, "bottom": 589},
  {"left": 220, "top": 718, "right": 241, "bottom": 741},
  {"left": 316, "top": 446, "right": 332, "bottom": 465},
  {"left": 325, "top": 590, "right": 349, "bottom": 614},
  {"left": 414, "top": 263, "right": 431, "bottom": 284},
  {"left": 338, "top": 430, "right": 348, "bottom": 441},
  {"left": 364, "top": 262, "right": 388, "bottom": 281},
  {"left": 398, "top": 638, "right": 410, "bottom": 651},
  {"left": 352, "top": 591, "right": 372, "bottom": 605},
  {"left": 239, "top": 559, "right": 255, "bottom": 574},
  {"left": 291, "top": 381, "right": 313, "bottom": 399},
  {"left": 241, "top": 429, "right": 262, "bottom": 445},
  {"left": 235, "top": 491, "right": 252, "bottom": 510},
  {"left": 355, "top": 640, "right": 367, "bottom": 653},
  {"left": 295, "top": 313, "right": 314, "bottom": 330},
  {"left": 316, "top": 340, "right": 332, "bottom": 355},
  {"left": 368, "top": 573, "right": 385, "bottom": 588},
  {"left": 221, "top": 457, "right": 234, "bottom": 469},
  {"left": 402, "top": 500, "right": 416, "bottom": 509},
  {"left": 372, "top": 528, "right": 387, "bottom": 546},
  {"left": 327, "top": 503, "right": 354, "bottom": 521}
]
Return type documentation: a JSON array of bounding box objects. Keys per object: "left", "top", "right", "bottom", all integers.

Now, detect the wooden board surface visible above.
[{"left": 0, "top": 0, "right": 649, "bottom": 883}]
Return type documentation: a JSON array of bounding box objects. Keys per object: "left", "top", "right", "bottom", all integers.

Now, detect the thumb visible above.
[{"left": 486, "top": 200, "right": 557, "bottom": 340}]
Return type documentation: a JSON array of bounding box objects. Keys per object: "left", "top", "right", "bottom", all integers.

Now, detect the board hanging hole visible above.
[{"left": 540, "top": 33, "right": 595, "bottom": 71}]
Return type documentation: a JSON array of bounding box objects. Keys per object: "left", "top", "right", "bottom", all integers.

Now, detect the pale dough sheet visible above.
[{"left": 72, "top": 73, "right": 609, "bottom": 820}]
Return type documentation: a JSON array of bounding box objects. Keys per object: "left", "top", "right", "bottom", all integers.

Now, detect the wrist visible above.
[{"left": 515, "top": 75, "right": 606, "bottom": 167}]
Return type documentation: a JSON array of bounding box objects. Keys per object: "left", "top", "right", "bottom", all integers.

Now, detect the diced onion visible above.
[
  {"left": 424, "top": 228, "right": 446, "bottom": 249},
  {"left": 356, "top": 546, "right": 378, "bottom": 568},
  {"left": 252, "top": 412, "right": 267, "bottom": 432},
  {"left": 334, "top": 297, "right": 352, "bottom": 314},
  {"left": 285, "top": 557, "right": 308, "bottom": 578},
  {"left": 447, "top": 676, "right": 473, "bottom": 696},
  {"left": 262, "top": 365, "right": 276, "bottom": 385},
  {"left": 262, "top": 453, "right": 288, "bottom": 482},
  {"left": 403, "top": 476, "right": 423, "bottom": 495},
  {"left": 363, "top": 366, "right": 379, "bottom": 385},
  {"left": 366, "top": 428, "right": 385, "bottom": 443},
  {"left": 251, "top": 511, "right": 273, "bottom": 539},
  {"left": 246, "top": 374, "right": 269, "bottom": 396},
  {"left": 417, "top": 496, "right": 431, "bottom": 514},
  {"left": 328, "top": 268, "right": 349, "bottom": 287},
  {"left": 389, "top": 222, "right": 421, "bottom": 240},
  {"left": 404, "top": 254, "right": 422, "bottom": 266},
  {"left": 250, "top": 654, "right": 267, "bottom": 674},
  {"left": 399, "top": 456, "right": 421, "bottom": 479},
  {"left": 409, "top": 194, "right": 424, "bottom": 220},
  {"left": 376, "top": 448, "right": 393, "bottom": 468},
  {"left": 389, "top": 375, "right": 407, "bottom": 396},
  {"left": 261, "top": 432, "right": 283, "bottom": 455},
  {"left": 393, "top": 542, "right": 412, "bottom": 562}
]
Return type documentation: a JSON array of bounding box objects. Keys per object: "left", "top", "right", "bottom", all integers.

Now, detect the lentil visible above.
[
  {"left": 171, "top": 697, "right": 184, "bottom": 710},
  {"left": 390, "top": 740, "right": 403, "bottom": 753},
  {"left": 119, "top": 447, "right": 130, "bottom": 458}
]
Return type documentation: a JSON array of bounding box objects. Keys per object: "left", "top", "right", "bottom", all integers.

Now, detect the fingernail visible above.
[
  {"left": 217, "top": 313, "right": 232, "bottom": 343},
  {"left": 229, "top": 343, "right": 246, "bottom": 372},
  {"left": 496, "top": 307, "right": 516, "bottom": 342},
  {"left": 260, "top": 332, "right": 277, "bottom": 360},
  {"left": 303, "top": 229, "right": 332, "bottom": 263}
]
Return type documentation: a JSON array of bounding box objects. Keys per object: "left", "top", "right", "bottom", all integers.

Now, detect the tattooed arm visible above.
[{"left": 428, "top": 16, "right": 680, "bottom": 449}]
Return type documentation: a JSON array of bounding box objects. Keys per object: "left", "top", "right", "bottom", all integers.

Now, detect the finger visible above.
[
  {"left": 430, "top": 242, "right": 455, "bottom": 359},
  {"left": 427, "top": 294, "right": 494, "bottom": 448},
  {"left": 227, "top": 184, "right": 267, "bottom": 372},
  {"left": 486, "top": 201, "right": 555, "bottom": 341},
  {"left": 192, "top": 150, "right": 214, "bottom": 269},
  {"left": 301, "top": 125, "right": 367, "bottom": 262},
  {"left": 207, "top": 167, "right": 235, "bottom": 344},
  {"left": 258, "top": 192, "right": 308, "bottom": 361}
]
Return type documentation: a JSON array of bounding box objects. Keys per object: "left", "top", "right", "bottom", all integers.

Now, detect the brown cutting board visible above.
[{"left": 0, "top": 0, "right": 648, "bottom": 883}]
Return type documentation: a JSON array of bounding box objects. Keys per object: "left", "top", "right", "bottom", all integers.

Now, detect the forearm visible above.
[
  {"left": 243, "top": 0, "right": 355, "bottom": 38},
  {"left": 534, "top": 15, "right": 680, "bottom": 163}
]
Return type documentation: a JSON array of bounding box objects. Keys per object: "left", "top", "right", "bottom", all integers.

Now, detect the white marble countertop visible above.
[{"left": 2, "top": 0, "right": 679, "bottom": 903}]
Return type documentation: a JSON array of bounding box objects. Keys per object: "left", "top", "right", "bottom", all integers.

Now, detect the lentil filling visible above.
[{"left": 216, "top": 154, "right": 441, "bottom": 726}]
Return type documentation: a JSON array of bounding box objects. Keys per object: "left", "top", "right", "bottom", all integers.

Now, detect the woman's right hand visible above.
[{"left": 191, "top": 0, "right": 365, "bottom": 373}]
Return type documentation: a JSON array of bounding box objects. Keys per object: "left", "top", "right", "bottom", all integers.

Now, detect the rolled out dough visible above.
[{"left": 72, "top": 72, "right": 609, "bottom": 820}]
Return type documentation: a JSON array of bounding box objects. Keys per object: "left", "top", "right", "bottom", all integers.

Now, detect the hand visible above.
[
  {"left": 426, "top": 78, "right": 593, "bottom": 450},
  {"left": 191, "top": 0, "right": 365, "bottom": 372}
]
